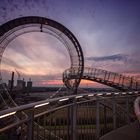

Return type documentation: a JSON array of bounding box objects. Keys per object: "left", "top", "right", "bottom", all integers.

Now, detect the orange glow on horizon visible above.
[
  {"left": 36, "top": 79, "right": 106, "bottom": 88},
  {"left": 44, "top": 80, "right": 63, "bottom": 85}
]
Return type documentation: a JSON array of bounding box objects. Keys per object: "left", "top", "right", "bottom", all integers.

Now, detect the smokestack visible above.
[{"left": 10, "top": 71, "right": 14, "bottom": 94}]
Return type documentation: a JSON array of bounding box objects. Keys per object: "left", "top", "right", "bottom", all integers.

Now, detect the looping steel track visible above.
[
  {"left": 0, "top": 16, "right": 139, "bottom": 111},
  {"left": 0, "top": 16, "right": 84, "bottom": 91}
]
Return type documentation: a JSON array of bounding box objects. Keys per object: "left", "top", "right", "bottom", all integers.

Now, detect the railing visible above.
[
  {"left": 134, "top": 96, "right": 140, "bottom": 123},
  {"left": 0, "top": 83, "right": 17, "bottom": 110},
  {"left": 63, "top": 67, "right": 140, "bottom": 91},
  {"left": 0, "top": 91, "right": 139, "bottom": 140}
]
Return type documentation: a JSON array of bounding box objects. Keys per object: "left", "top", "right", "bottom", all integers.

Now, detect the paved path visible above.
[{"left": 100, "top": 121, "right": 140, "bottom": 140}]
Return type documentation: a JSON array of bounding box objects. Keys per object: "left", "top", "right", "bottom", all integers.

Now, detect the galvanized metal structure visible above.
[
  {"left": 0, "top": 91, "right": 140, "bottom": 140},
  {"left": 0, "top": 16, "right": 84, "bottom": 91},
  {"left": 134, "top": 96, "right": 140, "bottom": 123},
  {"left": 0, "top": 16, "right": 85, "bottom": 140},
  {"left": 0, "top": 17, "right": 140, "bottom": 140},
  {"left": 63, "top": 67, "right": 139, "bottom": 91}
]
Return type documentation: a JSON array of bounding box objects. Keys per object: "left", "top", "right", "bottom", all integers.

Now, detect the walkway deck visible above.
[{"left": 100, "top": 121, "right": 140, "bottom": 140}]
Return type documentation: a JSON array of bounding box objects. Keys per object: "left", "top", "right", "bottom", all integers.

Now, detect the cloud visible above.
[
  {"left": 0, "top": 0, "right": 140, "bottom": 86},
  {"left": 85, "top": 54, "right": 140, "bottom": 75},
  {"left": 2, "top": 56, "right": 23, "bottom": 69},
  {"left": 0, "top": 0, "right": 51, "bottom": 24},
  {"left": 1, "top": 32, "right": 70, "bottom": 76},
  {"left": 85, "top": 54, "right": 128, "bottom": 62}
]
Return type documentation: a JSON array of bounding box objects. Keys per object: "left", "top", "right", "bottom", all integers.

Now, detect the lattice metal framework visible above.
[
  {"left": 0, "top": 16, "right": 84, "bottom": 91},
  {"left": 63, "top": 67, "right": 140, "bottom": 91}
]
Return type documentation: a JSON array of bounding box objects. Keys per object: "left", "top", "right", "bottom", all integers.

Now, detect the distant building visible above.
[
  {"left": 7, "top": 76, "right": 33, "bottom": 94},
  {"left": 17, "top": 80, "right": 23, "bottom": 89},
  {"left": 16, "top": 78, "right": 26, "bottom": 90},
  {"left": 27, "top": 78, "right": 32, "bottom": 92},
  {"left": 22, "top": 78, "right": 26, "bottom": 89}
]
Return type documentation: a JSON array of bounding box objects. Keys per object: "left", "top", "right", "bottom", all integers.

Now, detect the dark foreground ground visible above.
[{"left": 100, "top": 121, "right": 140, "bottom": 140}]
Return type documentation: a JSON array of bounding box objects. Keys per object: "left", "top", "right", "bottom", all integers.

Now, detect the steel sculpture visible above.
[{"left": 0, "top": 16, "right": 84, "bottom": 91}]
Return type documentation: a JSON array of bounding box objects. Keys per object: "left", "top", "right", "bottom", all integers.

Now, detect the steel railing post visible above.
[
  {"left": 104, "top": 105, "right": 107, "bottom": 133},
  {"left": 27, "top": 109, "right": 34, "bottom": 140},
  {"left": 112, "top": 95, "right": 116, "bottom": 130},
  {"left": 70, "top": 98, "right": 77, "bottom": 140},
  {"left": 126, "top": 94, "right": 130, "bottom": 123},
  {"left": 96, "top": 98, "right": 100, "bottom": 140}
]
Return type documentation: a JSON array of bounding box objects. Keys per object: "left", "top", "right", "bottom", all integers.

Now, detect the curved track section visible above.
[
  {"left": 0, "top": 83, "right": 17, "bottom": 110},
  {"left": 0, "top": 16, "right": 84, "bottom": 132},
  {"left": 63, "top": 67, "right": 140, "bottom": 91},
  {"left": 0, "top": 16, "right": 84, "bottom": 90}
]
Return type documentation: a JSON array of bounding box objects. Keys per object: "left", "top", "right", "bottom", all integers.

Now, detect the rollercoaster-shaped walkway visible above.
[
  {"left": 0, "top": 16, "right": 139, "bottom": 119},
  {"left": 63, "top": 67, "right": 140, "bottom": 91},
  {"left": 0, "top": 16, "right": 140, "bottom": 140}
]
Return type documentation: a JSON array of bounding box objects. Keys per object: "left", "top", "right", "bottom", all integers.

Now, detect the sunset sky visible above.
[{"left": 0, "top": 0, "right": 140, "bottom": 87}]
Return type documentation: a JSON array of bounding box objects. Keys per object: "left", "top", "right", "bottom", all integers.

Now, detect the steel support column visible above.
[
  {"left": 70, "top": 98, "right": 77, "bottom": 140},
  {"left": 96, "top": 99, "right": 100, "bottom": 140},
  {"left": 27, "top": 109, "right": 34, "bottom": 140},
  {"left": 126, "top": 94, "right": 130, "bottom": 123},
  {"left": 104, "top": 105, "right": 107, "bottom": 133},
  {"left": 112, "top": 95, "right": 116, "bottom": 130}
]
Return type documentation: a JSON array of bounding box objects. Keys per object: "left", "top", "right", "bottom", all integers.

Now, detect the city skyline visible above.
[{"left": 0, "top": 0, "right": 140, "bottom": 87}]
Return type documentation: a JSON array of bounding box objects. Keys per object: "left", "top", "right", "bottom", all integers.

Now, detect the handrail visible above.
[
  {"left": 0, "top": 91, "right": 139, "bottom": 139},
  {"left": 134, "top": 96, "right": 140, "bottom": 123},
  {"left": 0, "top": 91, "right": 139, "bottom": 118},
  {"left": 63, "top": 67, "right": 140, "bottom": 91}
]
